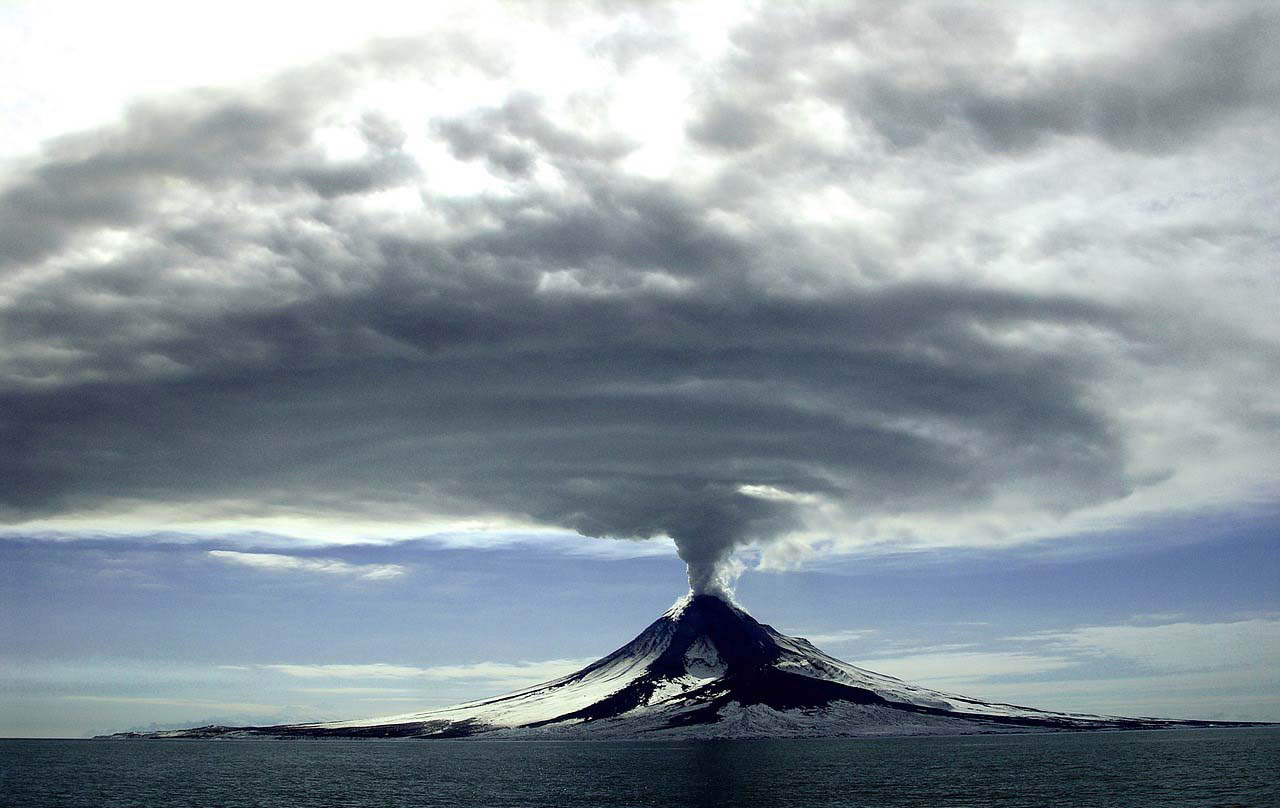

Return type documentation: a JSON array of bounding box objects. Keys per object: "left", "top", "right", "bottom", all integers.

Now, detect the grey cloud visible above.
[
  {"left": 686, "top": 96, "right": 774, "bottom": 151},
  {"left": 2, "top": 3, "right": 1276, "bottom": 589},
  {"left": 591, "top": 23, "right": 684, "bottom": 71},
  {"left": 0, "top": 37, "right": 486, "bottom": 272},
  {"left": 0, "top": 91, "right": 323, "bottom": 270},
  {"left": 1, "top": 118, "right": 1138, "bottom": 585},
  {"left": 953, "top": 12, "right": 1280, "bottom": 153},
  {"left": 716, "top": 3, "right": 1280, "bottom": 155},
  {"left": 435, "top": 94, "right": 630, "bottom": 178}
]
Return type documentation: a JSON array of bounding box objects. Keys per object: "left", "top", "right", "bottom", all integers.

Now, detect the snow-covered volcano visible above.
[{"left": 112, "top": 594, "right": 1262, "bottom": 739}]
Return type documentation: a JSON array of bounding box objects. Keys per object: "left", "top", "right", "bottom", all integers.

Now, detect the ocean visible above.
[{"left": 2, "top": 728, "right": 1276, "bottom": 807}]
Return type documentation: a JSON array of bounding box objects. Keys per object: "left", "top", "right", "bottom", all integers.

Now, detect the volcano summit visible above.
[{"left": 110, "top": 595, "right": 1264, "bottom": 740}]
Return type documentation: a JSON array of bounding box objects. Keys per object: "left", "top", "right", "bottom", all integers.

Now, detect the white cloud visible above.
[
  {"left": 263, "top": 663, "right": 429, "bottom": 679},
  {"left": 0, "top": 0, "right": 535, "bottom": 158},
  {"left": 851, "top": 618, "right": 1280, "bottom": 690},
  {"left": 259, "top": 658, "right": 596, "bottom": 687},
  {"left": 207, "top": 550, "right": 406, "bottom": 580},
  {"left": 1025, "top": 618, "right": 1280, "bottom": 673},
  {"left": 58, "top": 695, "right": 282, "bottom": 712},
  {"left": 293, "top": 687, "right": 416, "bottom": 695},
  {"left": 834, "top": 616, "right": 1280, "bottom": 719},
  {"left": 793, "top": 628, "right": 879, "bottom": 647},
  {"left": 851, "top": 650, "right": 1078, "bottom": 686},
  {"left": 938, "top": 668, "right": 1280, "bottom": 722},
  {"left": 738, "top": 485, "right": 821, "bottom": 505}
]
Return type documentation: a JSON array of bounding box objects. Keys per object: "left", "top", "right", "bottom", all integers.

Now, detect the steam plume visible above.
[{"left": 683, "top": 553, "right": 746, "bottom": 601}]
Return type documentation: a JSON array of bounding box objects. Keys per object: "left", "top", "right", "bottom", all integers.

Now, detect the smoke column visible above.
[
  {"left": 679, "top": 543, "right": 735, "bottom": 599},
  {"left": 681, "top": 551, "right": 746, "bottom": 601},
  {"left": 661, "top": 491, "right": 795, "bottom": 601}
]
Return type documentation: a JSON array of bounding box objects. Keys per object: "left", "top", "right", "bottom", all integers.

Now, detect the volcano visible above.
[{"left": 109, "top": 594, "right": 1264, "bottom": 739}]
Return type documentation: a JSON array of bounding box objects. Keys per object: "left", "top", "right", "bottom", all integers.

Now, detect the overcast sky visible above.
[{"left": 2, "top": 0, "right": 1277, "bottom": 737}]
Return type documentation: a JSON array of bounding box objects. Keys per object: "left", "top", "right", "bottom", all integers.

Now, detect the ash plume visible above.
[{"left": 1, "top": 4, "right": 1277, "bottom": 577}]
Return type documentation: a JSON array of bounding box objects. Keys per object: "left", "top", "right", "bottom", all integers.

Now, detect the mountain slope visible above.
[{"left": 108, "top": 595, "right": 1267, "bottom": 740}]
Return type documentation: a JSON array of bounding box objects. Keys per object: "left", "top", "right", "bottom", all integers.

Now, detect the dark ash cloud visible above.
[{"left": 2, "top": 2, "right": 1278, "bottom": 590}]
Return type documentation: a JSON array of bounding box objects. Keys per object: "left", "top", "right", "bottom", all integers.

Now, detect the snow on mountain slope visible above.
[{"left": 107, "top": 594, "right": 1269, "bottom": 740}]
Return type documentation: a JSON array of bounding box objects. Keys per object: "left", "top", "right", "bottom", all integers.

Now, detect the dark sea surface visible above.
[{"left": 2, "top": 729, "right": 1277, "bottom": 807}]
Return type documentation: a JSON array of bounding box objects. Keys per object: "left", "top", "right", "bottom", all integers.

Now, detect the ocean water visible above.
[{"left": 1, "top": 729, "right": 1277, "bottom": 807}]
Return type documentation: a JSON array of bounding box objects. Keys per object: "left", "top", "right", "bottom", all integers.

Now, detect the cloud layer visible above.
[
  {"left": 2, "top": 1, "right": 1278, "bottom": 587},
  {"left": 208, "top": 550, "right": 406, "bottom": 580},
  {"left": 848, "top": 615, "right": 1280, "bottom": 719},
  {"left": 262, "top": 658, "right": 595, "bottom": 682}
]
